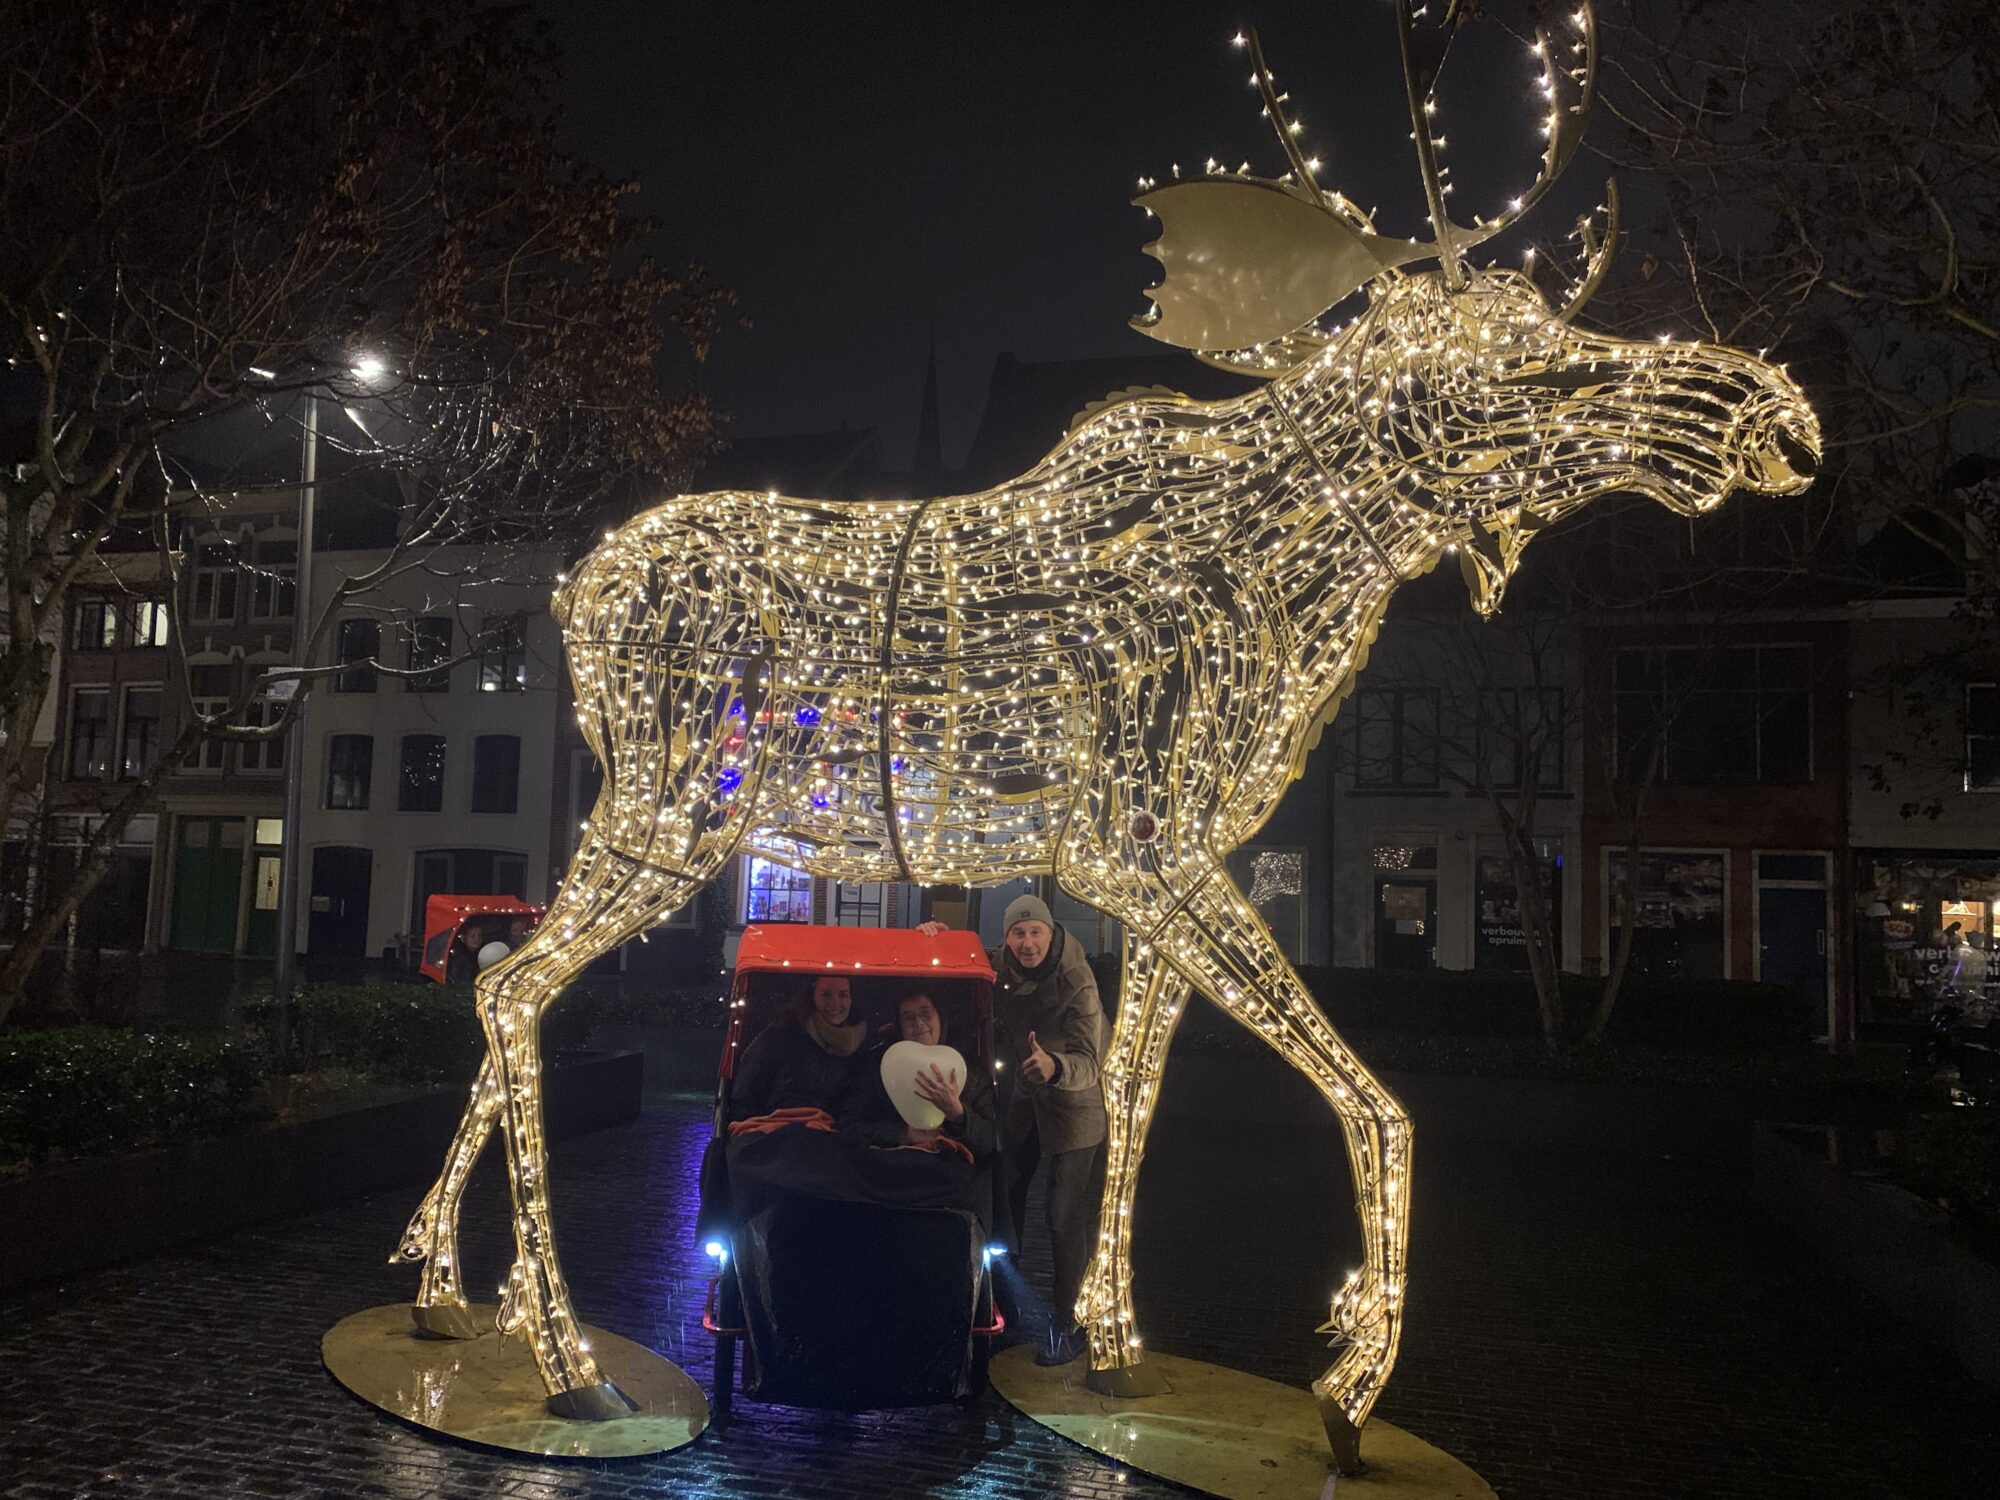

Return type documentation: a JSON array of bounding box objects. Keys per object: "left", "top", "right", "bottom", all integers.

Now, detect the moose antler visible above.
[{"left": 1457, "top": 2, "right": 1599, "bottom": 254}]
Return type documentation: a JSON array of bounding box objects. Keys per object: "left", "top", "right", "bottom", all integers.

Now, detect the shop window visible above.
[
  {"left": 326, "top": 734, "right": 373, "bottom": 810},
  {"left": 832, "top": 881, "right": 886, "bottom": 927},
  {"left": 743, "top": 857, "right": 813, "bottom": 924},
  {"left": 478, "top": 615, "right": 527, "bottom": 693},
  {"left": 130, "top": 599, "right": 171, "bottom": 648},
  {"left": 66, "top": 687, "right": 112, "bottom": 778},
  {"left": 1615, "top": 646, "right": 1810, "bottom": 786},
  {"left": 1855, "top": 854, "right": 2000, "bottom": 1026},
  {"left": 399, "top": 734, "right": 446, "bottom": 812},
  {"left": 1479, "top": 688, "right": 1565, "bottom": 790},
  {"left": 1354, "top": 689, "right": 1438, "bottom": 789},
  {"left": 470, "top": 735, "right": 521, "bottom": 814},
  {"left": 70, "top": 595, "right": 121, "bottom": 651},
  {"left": 1606, "top": 850, "right": 1727, "bottom": 980},
  {"left": 407, "top": 616, "right": 452, "bottom": 693},
  {"left": 249, "top": 536, "right": 297, "bottom": 621},
  {"left": 334, "top": 618, "right": 380, "bottom": 693},
  {"left": 118, "top": 685, "right": 163, "bottom": 779},
  {"left": 1227, "top": 845, "right": 1309, "bottom": 963},
  {"left": 190, "top": 540, "right": 239, "bottom": 625},
  {"left": 1966, "top": 683, "right": 2000, "bottom": 791},
  {"left": 1474, "top": 837, "right": 1563, "bottom": 971}
]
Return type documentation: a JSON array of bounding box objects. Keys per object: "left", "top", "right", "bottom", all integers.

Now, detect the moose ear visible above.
[{"left": 1133, "top": 179, "right": 1432, "bottom": 351}]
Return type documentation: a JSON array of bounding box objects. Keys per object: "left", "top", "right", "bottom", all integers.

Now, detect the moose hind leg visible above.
[
  {"left": 1071, "top": 925, "right": 1188, "bottom": 1397},
  {"left": 479, "top": 828, "right": 724, "bottom": 1416},
  {"left": 1155, "top": 878, "right": 1411, "bottom": 1477}
]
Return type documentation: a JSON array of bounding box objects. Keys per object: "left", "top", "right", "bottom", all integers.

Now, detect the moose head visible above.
[{"left": 1132, "top": 0, "right": 1820, "bottom": 612}]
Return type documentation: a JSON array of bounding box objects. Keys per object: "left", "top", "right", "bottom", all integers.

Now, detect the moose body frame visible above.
[
  {"left": 390, "top": 3, "right": 1819, "bottom": 1469},
  {"left": 392, "top": 272, "right": 1817, "bottom": 1456}
]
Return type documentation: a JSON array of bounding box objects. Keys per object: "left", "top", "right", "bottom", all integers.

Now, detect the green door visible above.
[{"left": 170, "top": 816, "right": 245, "bottom": 952}]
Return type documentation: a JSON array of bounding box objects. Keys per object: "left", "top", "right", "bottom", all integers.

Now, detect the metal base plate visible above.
[
  {"left": 990, "top": 1345, "right": 1493, "bottom": 1498},
  {"left": 322, "top": 1303, "right": 707, "bottom": 1459}
]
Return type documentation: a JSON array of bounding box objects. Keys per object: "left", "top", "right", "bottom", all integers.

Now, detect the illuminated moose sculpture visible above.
[{"left": 391, "top": 0, "right": 1816, "bottom": 1472}]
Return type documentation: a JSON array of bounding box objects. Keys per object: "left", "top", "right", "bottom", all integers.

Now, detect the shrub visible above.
[
  {"left": 0, "top": 1026, "right": 264, "bottom": 1168},
  {"left": 251, "top": 982, "right": 603, "bottom": 1084}
]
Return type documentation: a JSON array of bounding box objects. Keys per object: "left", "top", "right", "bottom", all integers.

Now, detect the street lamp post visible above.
[{"left": 272, "top": 393, "right": 318, "bottom": 1011}]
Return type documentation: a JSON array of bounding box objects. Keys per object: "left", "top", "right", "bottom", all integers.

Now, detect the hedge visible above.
[
  {"left": 247, "top": 982, "right": 603, "bottom": 1085},
  {"left": 0, "top": 1026, "right": 263, "bottom": 1169}
]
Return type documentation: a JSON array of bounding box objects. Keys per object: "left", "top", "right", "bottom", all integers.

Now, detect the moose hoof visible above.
[
  {"left": 1084, "top": 1360, "right": 1173, "bottom": 1398},
  {"left": 408, "top": 1303, "right": 483, "bottom": 1341},
  {"left": 1316, "top": 1392, "right": 1367, "bottom": 1478},
  {"left": 546, "top": 1380, "right": 639, "bottom": 1421}
]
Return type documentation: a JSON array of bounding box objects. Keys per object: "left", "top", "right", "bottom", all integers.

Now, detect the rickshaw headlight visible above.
[{"left": 704, "top": 1239, "right": 729, "bottom": 1263}]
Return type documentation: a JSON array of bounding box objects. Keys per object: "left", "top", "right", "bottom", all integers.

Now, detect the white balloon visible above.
[
  {"left": 880, "top": 1040, "right": 960, "bottom": 1129},
  {"left": 477, "top": 941, "right": 512, "bottom": 971}
]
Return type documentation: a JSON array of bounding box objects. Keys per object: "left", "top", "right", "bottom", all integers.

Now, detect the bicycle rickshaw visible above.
[
  {"left": 698, "top": 923, "right": 1009, "bottom": 1413},
  {"left": 415, "top": 893, "right": 544, "bottom": 982}
]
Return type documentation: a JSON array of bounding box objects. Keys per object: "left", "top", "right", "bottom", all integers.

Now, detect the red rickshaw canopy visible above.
[
  {"left": 732, "top": 923, "right": 995, "bottom": 986},
  {"left": 418, "top": 894, "right": 545, "bottom": 983}
]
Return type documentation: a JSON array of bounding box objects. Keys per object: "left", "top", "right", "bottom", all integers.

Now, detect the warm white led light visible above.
[{"left": 386, "top": 0, "right": 1817, "bottom": 1463}]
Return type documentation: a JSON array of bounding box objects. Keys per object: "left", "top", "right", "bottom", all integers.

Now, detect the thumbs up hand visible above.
[{"left": 1021, "top": 1030, "right": 1057, "bottom": 1085}]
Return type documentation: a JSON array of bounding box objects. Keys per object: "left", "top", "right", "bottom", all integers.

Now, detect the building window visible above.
[
  {"left": 1474, "top": 837, "right": 1563, "bottom": 971},
  {"left": 326, "top": 734, "right": 373, "bottom": 810},
  {"left": 118, "top": 685, "right": 163, "bottom": 779},
  {"left": 130, "top": 599, "right": 171, "bottom": 648},
  {"left": 186, "top": 663, "right": 234, "bottom": 774},
  {"left": 1480, "top": 688, "right": 1565, "bottom": 790},
  {"left": 333, "top": 618, "right": 380, "bottom": 693},
  {"left": 1354, "top": 688, "right": 1438, "bottom": 789},
  {"left": 399, "top": 734, "right": 446, "bottom": 812},
  {"left": 407, "top": 617, "right": 452, "bottom": 693},
  {"left": 239, "top": 694, "right": 286, "bottom": 773},
  {"left": 470, "top": 734, "right": 521, "bottom": 814},
  {"left": 1606, "top": 850, "right": 1727, "bottom": 980},
  {"left": 249, "top": 536, "right": 297, "bottom": 622},
  {"left": 66, "top": 687, "right": 112, "bottom": 778},
  {"left": 1967, "top": 683, "right": 2000, "bottom": 791},
  {"left": 190, "top": 541, "right": 239, "bottom": 625},
  {"left": 71, "top": 595, "right": 122, "bottom": 651},
  {"left": 743, "top": 857, "right": 813, "bottom": 924},
  {"left": 1615, "top": 645, "right": 1812, "bottom": 786},
  {"left": 478, "top": 615, "right": 527, "bottom": 693}
]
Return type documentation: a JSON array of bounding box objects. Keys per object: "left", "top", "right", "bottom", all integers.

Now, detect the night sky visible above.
[{"left": 540, "top": 1, "right": 1603, "bottom": 471}]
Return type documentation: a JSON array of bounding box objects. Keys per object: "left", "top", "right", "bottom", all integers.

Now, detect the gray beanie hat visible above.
[{"left": 1002, "top": 894, "right": 1055, "bottom": 933}]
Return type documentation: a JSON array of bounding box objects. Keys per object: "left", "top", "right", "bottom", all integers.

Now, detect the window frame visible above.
[
  {"left": 247, "top": 534, "right": 298, "bottom": 623},
  {"left": 1613, "top": 644, "right": 1813, "bottom": 787},
  {"left": 470, "top": 734, "right": 521, "bottom": 815},
  {"left": 117, "top": 682, "right": 164, "bottom": 781},
  {"left": 333, "top": 617, "right": 381, "bottom": 694},
  {"left": 1966, "top": 682, "right": 2000, "bottom": 792},
  {"left": 70, "top": 594, "right": 122, "bottom": 652},
  {"left": 478, "top": 614, "right": 527, "bottom": 694},
  {"left": 237, "top": 694, "right": 287, "bottom": 775},
  {"left": 406, "top": 617, "right": 453, "bottom": 694},
  {"left": 398, "top": 733, "right": 447, "bottom": 813},
  {"left": 129, "top": 598, "right": 171, "bottom": 649},
  {"left": 325, "top": 733, "right": 374, "bottom": 811},
  {"left": 1353, "top": 687, "right": 1440, "bottom": 790},
  {"left": 189, "top": 539, "right": 240, "bottom": 626},
  {"left": 65, "top": 685, "right": 113, "bottom": 780}
]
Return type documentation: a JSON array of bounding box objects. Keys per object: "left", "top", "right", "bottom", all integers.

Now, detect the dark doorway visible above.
[
  {"left": 170, "top": 816, "right": 244, "bottom": 952},
  {"left": 1375, "top": 878, "right": 1436, "bottom": 969},
  {"left": 309, "top": 846, "right": 373, "bottom": 959},
  {"left": 1759, "top": 885, "right": 1827, "bottom": 1025}
]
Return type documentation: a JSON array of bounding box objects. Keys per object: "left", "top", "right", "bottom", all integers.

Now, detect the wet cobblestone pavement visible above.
[{"left": 1, "top": 1080, "right": 1992, "bottom": 1500}]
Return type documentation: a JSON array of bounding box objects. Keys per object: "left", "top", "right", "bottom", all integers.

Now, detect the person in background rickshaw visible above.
[
  {"left": 920, "top": 895, "right": 1108, "bottom": 1366},
  {"left": 844, "top": 989, "right": 996, "bottom": 1158},
  {"left": 728, "top": 974, "right": 870, "bottom": 1124}
]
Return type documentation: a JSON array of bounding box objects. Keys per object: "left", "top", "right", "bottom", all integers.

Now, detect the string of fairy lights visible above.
[{"left": 389, "top": 0, "right": 1816, "bottom": 1458}]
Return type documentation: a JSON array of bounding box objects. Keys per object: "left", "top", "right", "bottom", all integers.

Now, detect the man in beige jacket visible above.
[{"left": 922, "top": 894, "right": 1108, "bottom": 1365}]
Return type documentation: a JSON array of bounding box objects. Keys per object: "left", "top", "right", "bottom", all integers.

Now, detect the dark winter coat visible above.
[
  {"left": 841, "top": 1038, "right": 997, "bottom": 1159},
  {"left": 727, "top": 1016, "right": 868, "bottom": 1123},
  {"left": 994, "top": 927, "right": 1109, "bottom": 1155}
]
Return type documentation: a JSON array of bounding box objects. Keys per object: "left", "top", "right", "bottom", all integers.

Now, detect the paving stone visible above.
[{"left": 0, "top": 1092, "right": 1992, "bottom": 1500}]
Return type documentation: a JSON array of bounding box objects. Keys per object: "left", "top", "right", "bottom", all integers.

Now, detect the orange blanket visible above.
[
  {"left": 876, "top": 1133, "right": 975, "bottom": 1167},
  {"left": 728, "top": 1106, "right": 838, "bottom": 1138}
]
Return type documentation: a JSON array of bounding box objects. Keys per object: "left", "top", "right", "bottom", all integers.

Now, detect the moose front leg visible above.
[
  {"left": 1072, "top": 927, "right": 1188, "bottom": 1397},
  {"left": 1151, "top": 876, "right": 1410, "bottom": 1477},
  {"left": 390, "top": 1054, "right": 499, "bottom": 1339}
]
